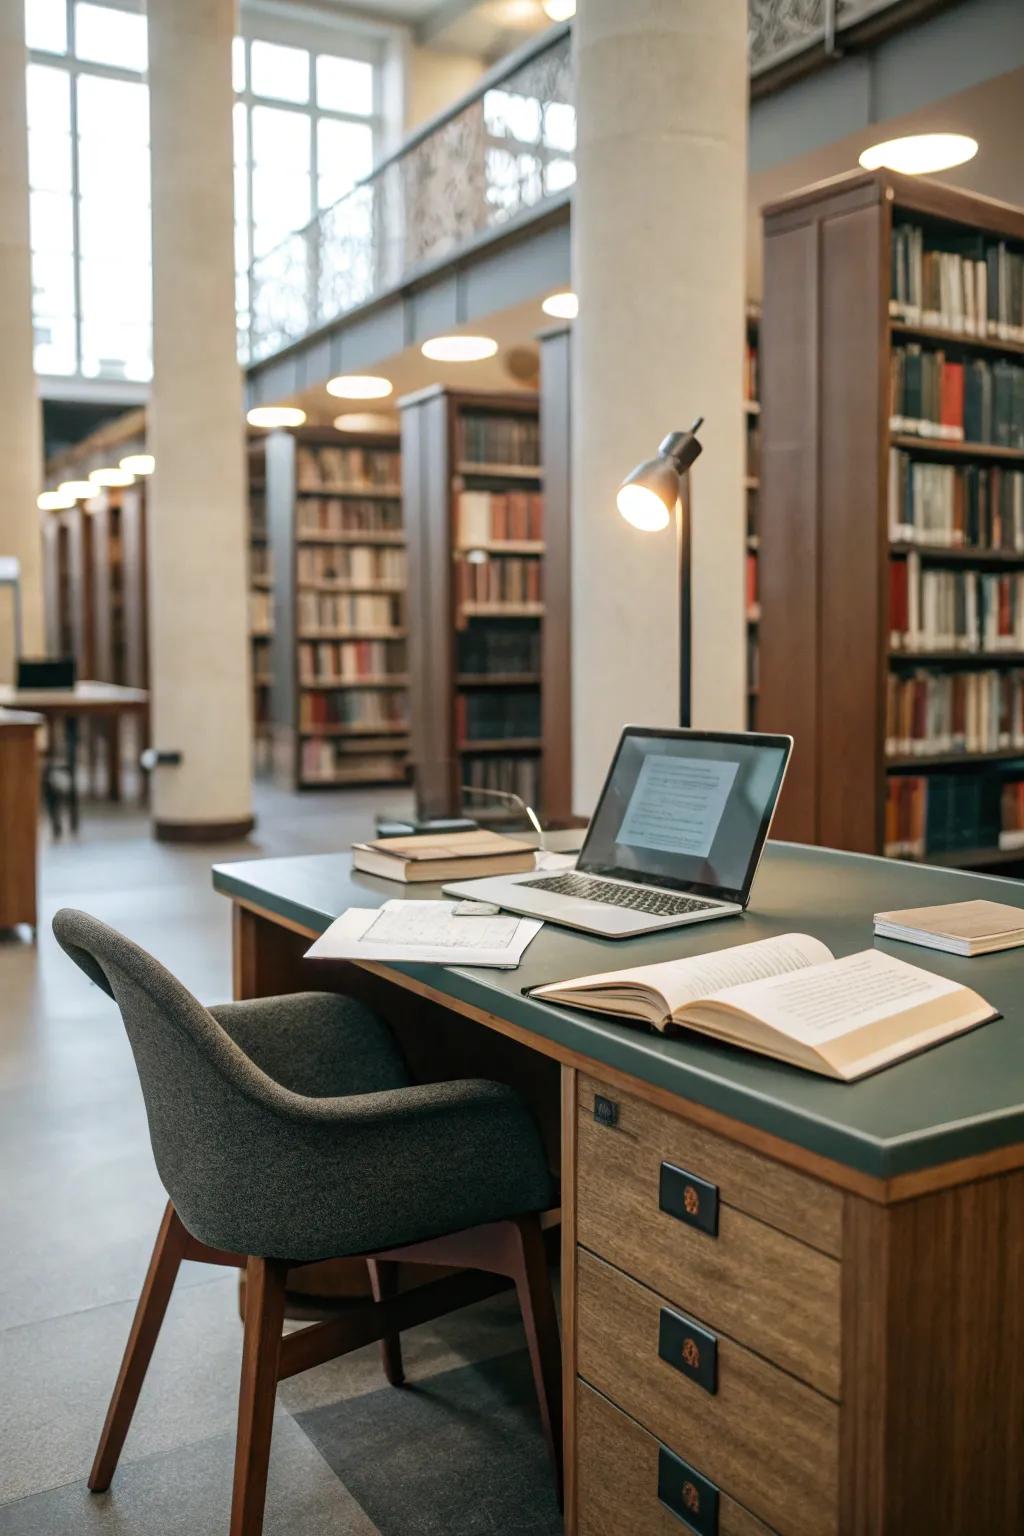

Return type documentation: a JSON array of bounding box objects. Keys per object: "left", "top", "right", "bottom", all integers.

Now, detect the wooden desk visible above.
[
  {"left": 214, "top": 841, "right": 1024, "bottom": 1535},
  {"left": 0, "top": 710, "right": 42, "bottom": 931},
  {"left": 0, "top": 680, "right": 148, "bottom": 812}
]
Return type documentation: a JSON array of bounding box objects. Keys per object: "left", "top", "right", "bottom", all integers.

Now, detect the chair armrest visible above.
[{"left": 209, "top": 991, "right": 409, "bottom": 1099}]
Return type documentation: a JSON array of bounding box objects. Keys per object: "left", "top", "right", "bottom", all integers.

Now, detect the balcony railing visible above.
[{"left": 247, "top": 0, "right": 914, "bottom": 365}]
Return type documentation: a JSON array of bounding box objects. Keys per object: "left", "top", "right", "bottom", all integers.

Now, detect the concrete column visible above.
[
  {"left": 571, "top": 0, "right": 748, "bottom": 812},
  {"left": 148, "top": 0, "right": 252, "bottom": 838},
  {"left": 0, "top": 0, "right": 42, "bottom": 679}
]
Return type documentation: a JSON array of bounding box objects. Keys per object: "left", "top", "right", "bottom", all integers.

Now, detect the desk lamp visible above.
[{"left": 617, "top": 418, "right": 703, "bottom": 726}]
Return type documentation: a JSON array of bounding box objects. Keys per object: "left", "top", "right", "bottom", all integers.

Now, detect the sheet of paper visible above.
[
  {"left": 616, "top": 755, "right": 740, "bottom": 858},
  {"left": 305, "top": 900, "right": 542, "bottom": 969},
  {"left": 711, "top": 948, "right": 966, "bottom": 1044},
  {"left": 535, "top": 932, "right": 832, "bottom": 1014}
]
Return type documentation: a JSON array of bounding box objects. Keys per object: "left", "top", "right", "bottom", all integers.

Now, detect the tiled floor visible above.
[{"left": 0, "top": 782, "right": 561, "bottom": 1534}]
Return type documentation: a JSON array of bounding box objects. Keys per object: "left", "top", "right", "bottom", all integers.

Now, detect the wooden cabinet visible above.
[{"left": 0, "top": 714, "right": 40, "bottom": 930}]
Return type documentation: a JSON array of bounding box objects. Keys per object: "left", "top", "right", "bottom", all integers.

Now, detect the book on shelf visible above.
[
  {"left": 1001, "top": 779, "right": 1024, "bottom": 849},
  {"left": 455, "top": 687, "right": 541, "bottom": 743},
  {"left": 890, "top": 222, "right": 1024, "bottom": 341},
  {"left": 297, "top": 591, "right": 401, "bottom": 633},
  {"left": 300, "top": 689, "right": 407, "bottom": 730},
  {"left": 890, "top": 553, "right": 1024, "bottom": 652},
  {"left": 744, "top": 338, "right": 758, "bottom": 402},
  {"left": 297, "top": 544, "right": 404, "bottom": 585},
  {"left": 297, "top": 499, "right": 403, "bottom": 537},
  {"left": 885, "top": 668, "right": 1024, "bottom": 757},
  {"left": 462, "top": 751, "right": 540, "bottom": 809},
  {"left": 460, "top": 411, "right": 539, "bottom": 466},
  {"left": 248, "top": 590, "right": 272, "bottom": 635},
  {"left": 456, "top": 490, "right": 544, "bottom": 546},
  {"left": 874, "top": 899, "right": 1024, "bottom": 956},
  {"left": 299, "top": 637, "right": 407, "bottom": 683},
  {"left": 531, "top": 932, "right": 997, "bottom": 1080},
  {"left": 351, "top": 829, "right": 535, "bottom": 884},
  {"left": 890, "top": 346, "right": 1024, "bottom": 447},
  {"left": 746, "top": 551, "right": 758, "bottom": 611},
  {"left": 300, "top": 738, "right": 405, "bottom": 783},
  {"left": 457, "top": 620, "right": 540, "bottom": 676},
  {"left": 883, "top": 771, "right": 1017, "bottom": 859},
  {"left": 456, "top": 556, "right": 542, "bottom": 607},
  {"left": 888, "top": 450, "right": 1024, "bottom": 548},
  {"left": 296, "top": 444, "right": 400, "bottom": 492}
]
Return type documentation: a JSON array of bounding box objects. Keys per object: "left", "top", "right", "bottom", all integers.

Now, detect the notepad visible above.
[
  {"left": 874, "top": 899, "right": 1024, "bottom": 956},
  {"left": 304, "top": 899, "right": 542, "bottom": 969},
  {"left": 530, "top": 933, "right": 997, "bottom": 1080}
]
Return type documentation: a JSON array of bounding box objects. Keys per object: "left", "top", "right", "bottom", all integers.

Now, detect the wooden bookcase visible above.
[
  {"left": 264, "top": 423, "right": 410, "bottom": 790},
  {"left": 745, "top": 304, "right": 761, "bottom": 728},
  {"left": 247, "top": 433, "right": 273, "bottom": 771},
  {"left": 400, "top": 384, "right": 571, "bottom": 826},
  {"left": 758, "top": 168, "right": 1024, "bottom": 871}
]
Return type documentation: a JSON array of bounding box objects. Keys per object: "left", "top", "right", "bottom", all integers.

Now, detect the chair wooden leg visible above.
[
  {"left": 509, "top": 1216, "right": 563, "bottom": 1498},
  {"left": 366, "top": 1258, "right": 405, "bottom": 1386},
  {"left": 229, "top": 1257, "right": 288, "bottom": 1536},
  {"left": 89, "top": 1202, "right": 188, "bottom": 1492}
]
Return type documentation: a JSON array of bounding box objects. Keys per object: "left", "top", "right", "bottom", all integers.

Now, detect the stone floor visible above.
[{"left": 0, "top": 781, "right": 561, "bottom": 1535}]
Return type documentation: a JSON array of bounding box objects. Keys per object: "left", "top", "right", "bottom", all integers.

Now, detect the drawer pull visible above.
[
  {"left": 658, "top": 1306, "right": 718, "bottom": 1395},
  {"left": 658, "top": 1444, "right": 719, "bottom": 1536},
  {"left": 659, "top": 1161, "right": 719, "bottom": 1237},
  {"left": 593, "top": 1093, "right": 619, "bottom": 1127}
]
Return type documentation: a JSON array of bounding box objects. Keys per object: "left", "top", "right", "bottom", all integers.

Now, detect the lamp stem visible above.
[{"left": 677, "top": 470, "right": 692, "bottom": 728}]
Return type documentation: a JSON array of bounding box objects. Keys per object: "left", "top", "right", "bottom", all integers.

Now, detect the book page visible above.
[
  {"left": 704, "top": 949, "right": 968, "bottom": 1046},
  {"left": 534, "top": 932, "right": 832, "bottom": 1016}
]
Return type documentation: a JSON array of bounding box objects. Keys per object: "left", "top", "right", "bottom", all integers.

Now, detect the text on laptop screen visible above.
[{"left": 579, "top": 730, "right": 789, "bottom": 900}]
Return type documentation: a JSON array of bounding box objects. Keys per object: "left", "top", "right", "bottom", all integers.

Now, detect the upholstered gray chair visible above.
[{"left": 53, "top": 908, "right": 561, "bottom": 1536}]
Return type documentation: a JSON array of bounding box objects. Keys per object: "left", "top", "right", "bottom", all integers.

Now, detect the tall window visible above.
[{"left": 25, "top": 2, "right": 381, "bottom": 384}]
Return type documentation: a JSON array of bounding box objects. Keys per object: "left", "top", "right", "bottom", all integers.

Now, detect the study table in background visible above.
[
  {"left": 213, "top": 837, "right": 1024, "bottom": 1536},
  {"left": 0, "top": 680, "right": 148, "bottom": 818}
]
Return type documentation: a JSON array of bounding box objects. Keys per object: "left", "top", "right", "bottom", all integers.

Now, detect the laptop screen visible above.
[{"left": 577, "top": 727, "right": 792, "bottom": 906}]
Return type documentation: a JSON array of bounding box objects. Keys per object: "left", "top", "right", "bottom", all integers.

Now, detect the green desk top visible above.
[{"left": 212, "top": 839, "right": 1024, "bottom": 1182}]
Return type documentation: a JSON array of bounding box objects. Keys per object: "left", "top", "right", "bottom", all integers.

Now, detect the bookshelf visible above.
[
  {"left": 263, "top": 424, "right": 410, "bottom": 789},
  {"left": 745, "top": 304, "right": 761, "bottom": 728},
  {"left": 400, "top": 384, "right": 571, "bottom": 826},
  {"left": 247, "top": 433, "right": 273, "bottom": 770},
  {"left": 759, "top": 167, "right": 1024, "bottom": 872}
]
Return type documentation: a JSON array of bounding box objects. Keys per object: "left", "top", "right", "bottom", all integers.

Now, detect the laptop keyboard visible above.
[{"left": 519, "top": 872, "right": 717, "bottom": 918}]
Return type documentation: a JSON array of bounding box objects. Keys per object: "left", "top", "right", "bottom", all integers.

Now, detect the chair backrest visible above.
[
  {"left": 52, "top": 907, "right": 306, "bottom": 1255},
  {"left": 17, "top": 656, "right": 76, "bottom": 690}
]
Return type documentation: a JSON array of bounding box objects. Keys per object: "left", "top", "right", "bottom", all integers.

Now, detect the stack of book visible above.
[
  {"left": 888, "top": 451, "right": 1024, "bottom": 548},
  {"left": 460, "top": 413, "right": 539, "bottom": 465},
  {"left": 890, "top": 222, "right": 1024, "bottom": 339},
  {"left": 889, "top": 347, "right": 1024, "bottom": 446},
  {"left": 456, "top": 490, "right": 543, "bottom": 545},
  {"left": 885, "top": 668, "right": 1024, "bottom": 758},
  {"left": 890, "top": 554, "right": 1024, "bottom": 651}
]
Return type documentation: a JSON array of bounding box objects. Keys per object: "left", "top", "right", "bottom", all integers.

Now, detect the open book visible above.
[{"left": 530, "top": 933, "right": 997, "bottom": 1081}]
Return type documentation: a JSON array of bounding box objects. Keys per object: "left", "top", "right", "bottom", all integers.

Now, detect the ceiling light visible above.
[
  {"left": 333, "top": 413, "right": 397, "bottom": 433},
  {"left": 89, "top": 467, "right": 135, "bottom": 488},
  {"left": 37, "top": 490, "right": 76, "bottom": 511},
  {"left": 499, "top": 0, "right": 540, "bottom": 19},
  {"left": 421, "top": 335, "right": 499, "bottom": 363},
  {"left": 858, "top": 133, "right": 978, "bottom": 175},
  {"left": 326, "top": 374, "right": 393, "bottom": 400},
  {"left": 542, "top": 290, "right": 578, "bottom": 320},
  {"left": 120, "top": 453, "right": 155, "bottom": 475},
  {"left": 246, "top": 405, "right": 307, "bottom": 429},
  {"left": 57, "top": 479, "right": 95, "bottom": 499},
  {"left": 543, "top": 0, "right": 575, "bottom": 18}
]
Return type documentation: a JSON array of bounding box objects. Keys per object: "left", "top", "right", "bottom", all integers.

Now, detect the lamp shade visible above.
[{"left": 616, "top": 455, "right": 681, "bottom": 531}]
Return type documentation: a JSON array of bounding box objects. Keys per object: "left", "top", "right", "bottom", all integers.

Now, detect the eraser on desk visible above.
[{"left": 453, "top": 900, "right": 502, "bottom": 916}]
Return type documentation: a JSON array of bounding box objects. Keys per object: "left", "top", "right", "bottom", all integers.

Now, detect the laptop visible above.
[{"left": 444, "top": 726, "right": 793, "bottom": 938}]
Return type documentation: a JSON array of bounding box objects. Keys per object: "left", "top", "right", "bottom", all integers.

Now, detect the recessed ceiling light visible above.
[
  {"left": 499, "top": 0, "right": 540, "bottom": 19},
  {"left": 37, "top": 490, "right": 77, "bottom": 511},
  {"left": 333, "top": 413, "right": 397, "bottom": 433},
  {"left": 57, "top": 479, "right": 95, "bottom": 499},
  {"left": 89, "top": 467, "right": 135, "bottom": 488},
  {"left": 542, "top": 290, "right": 578, "bottom": 320},
  {"left": 421, "top": 335, "right": 499, "bottom": 363},
  {"left": 326, "top": 374, "right": 393, "bottom": 400},
  {"left": 859, "top": 133, "right": 978, "bottom": 175},
  {"left": 543, "top": 0, "right": 575, "bottom": 18},
  {"left": 120, "top": 453, "right": 155, "bottom": 475},
  {"left": 246, "top": 405, "right": 307, "bottom": 429}
]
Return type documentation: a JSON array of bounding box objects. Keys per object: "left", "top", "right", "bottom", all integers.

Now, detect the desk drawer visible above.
[
  {"left": 577, "top": 1382, "right": 777, "bottom": 1536},
  {"left": 576, "top": 1076, "right": 841, "bottom": 1396},
  {"left": 577, "top": 1250, "right": 838, "bottom": 1536}
]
